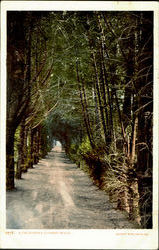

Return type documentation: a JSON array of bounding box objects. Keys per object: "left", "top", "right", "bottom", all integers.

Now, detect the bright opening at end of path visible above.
[{"left": 52, "top": 140, "right": 62, "bottom": 152}]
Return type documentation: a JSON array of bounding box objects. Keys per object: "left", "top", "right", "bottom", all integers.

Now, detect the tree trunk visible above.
[
  {"left": 92, "top": 83, "right": 102, "bottom": 137},
  {"left": 27, "top": 129, "right": 34, "bottom": 168},
  {"left": 16, "top": 120, "right": 25, "bottom": 179},
  {"left": 22, "top": 125, "right": 28, "bottom": 172},
  {"left": 136, "top": 12, "right": 153, "bottom": 228},
  {"left": 33, "top": 129, "right": 39, "bottom": 164},
  {"left": 7, "top": 12, "right": 28, "bottom": 188},
  {"left": 92, "top": 53, "right": 107, "bottom": 146},
  {"left": 76, "top": 59, "right": 95, "bottom": 149},
  {"left": 6, "top": 124, "right": 16, "bottom": 190},
  {"left": 97, "top": 14, "right": 114, "bottom": 144},
  {"left": 81, "top": 78, "right": 95, "bottom": 144}
]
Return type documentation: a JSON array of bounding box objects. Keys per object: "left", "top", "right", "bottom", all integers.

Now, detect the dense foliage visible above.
[{"left": 7, "top": 11, "right": 153, "bottom": 228}]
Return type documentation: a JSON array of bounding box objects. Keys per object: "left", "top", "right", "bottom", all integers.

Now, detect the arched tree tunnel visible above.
[{"left": 6, "top": 11, "right": 153, "bottom": 229}]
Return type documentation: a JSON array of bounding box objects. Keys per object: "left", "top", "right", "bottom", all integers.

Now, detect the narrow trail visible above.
[{"left": 7, "top": 146, "right": 137, "bottom": 229}]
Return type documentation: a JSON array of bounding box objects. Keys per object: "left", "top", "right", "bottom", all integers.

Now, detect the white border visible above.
[
  {"left": 0, "top": 1, "right": 158, "bottom": 249},
  {"left": 1, "top": 1, "right": 159, "bottom": 11},
  {"left": 0, "top": 0, "right": 7, "bottom": 241}
]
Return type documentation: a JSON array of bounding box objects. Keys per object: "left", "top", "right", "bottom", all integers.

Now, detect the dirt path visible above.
[{"left": 7, "top": 147, "right": 137, "bottom": 229}]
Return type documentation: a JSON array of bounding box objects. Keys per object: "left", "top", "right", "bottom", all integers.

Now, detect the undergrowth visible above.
[{"left": 67, "top": 136, "right": 143, "bottom": 228}]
